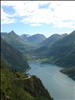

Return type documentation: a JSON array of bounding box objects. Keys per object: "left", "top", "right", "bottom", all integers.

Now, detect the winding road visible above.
[{"left": 15, "top": 75, "right": 31, "bottom": 80}]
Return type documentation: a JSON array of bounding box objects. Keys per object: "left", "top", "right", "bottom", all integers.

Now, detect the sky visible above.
[{"left": 1, "top": 1, "right": 75, "bottom": 37}]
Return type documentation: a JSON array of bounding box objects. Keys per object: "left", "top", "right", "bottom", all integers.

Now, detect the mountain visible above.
[
  {"left": 20, "top": 34, "right": 32, "bottom": 46},
  {"left": 20, "top": 33, "right": 46, "bottom": 46},
  {"left": 1, "top": 38, "right": 30, "bottom": 72},
  {"left": 47, "top": 30, "right": 75, "bottom": 67},
  {"left": 60, "top": 66, "right": 75, "bottom": 80},
  {"left": 33, "top": 46, "right": 49, "bottom": 56},
  {"left": 1, "top": 31, "right": 34, "bottom": 54},
  {"left": 33, "top": 30, "right": 75, "bottom": 79},
  {"left": 33, "top": 33, "right": 68, "bottom": 56},
  {"left": 1, "top": 32, "right": 8, "bottom": 37},
  {"left": 1, "top": 38, "right": 53, "bottom": 100},
  {"left": 20, "top": 34, "right": 30, "bottom": 42},
  {"left": 1, "top": 57, "right": 53, "bottom": 100},
  {"left": 34, "top": 30, "right": 75, "bottom": 68},
  {"left": 61, "top": 33, "right": 68, "bottom": 37},
  {"left": 40, "top": 33, "right": 68, "bottom": 47}
]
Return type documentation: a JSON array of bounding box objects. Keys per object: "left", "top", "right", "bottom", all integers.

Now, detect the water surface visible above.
[{"left": 27, "top": 62, "right": 75, "bottom": 100}]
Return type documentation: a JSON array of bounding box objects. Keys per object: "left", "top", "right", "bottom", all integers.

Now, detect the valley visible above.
[
  {"left": 1, "top": 37, "right": 53, "bottom": 100},
  {"left": 1, "top": 1, "right": 75, "bottom": 100},
  {"left": 1, "top": 30, "right": 75, "bottom": 100}
]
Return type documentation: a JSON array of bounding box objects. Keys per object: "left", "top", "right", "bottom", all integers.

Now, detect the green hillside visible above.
[
  {"left": 1, "top": 37, "right": 53, "bottom": 100},
  {"left": 39, "top": 33, "right": 67, "bottom": 47},
  {"left": 1, "top": 38, "right": 29, "bottom": 72},
  {"left": 47, "top": 30, "right": 75, "bottom": 67},
  {"left": 60, "top": 66, "right": 75, "bottom": 80},
  {"left": 33, "top": 30, "right": 75, "bottom": 79},
  {"left": 34, "top": 30, "right": 75, "bottom": 68},
  {"left": 1, "top": 31, "right": 33, "bottom": 54},
  {"left": 1, "top": 57, "right": 53, "bottom": 100}
]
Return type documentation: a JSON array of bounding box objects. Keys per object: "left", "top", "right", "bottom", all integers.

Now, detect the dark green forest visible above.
[{"left": 1, "top": 38, "right": 53, "bottom": 100}]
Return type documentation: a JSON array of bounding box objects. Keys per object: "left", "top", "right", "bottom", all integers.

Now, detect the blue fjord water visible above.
[{"left": 27, "top": 62, "right": 75, "bottom": 100}]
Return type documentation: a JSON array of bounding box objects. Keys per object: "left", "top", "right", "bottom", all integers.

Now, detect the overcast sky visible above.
[{"left": 1, "top": 1, "right": 75, "bottom": 37}]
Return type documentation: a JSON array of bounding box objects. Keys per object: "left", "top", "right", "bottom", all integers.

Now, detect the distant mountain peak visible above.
[
  {"left": 71, "top": 30, "right": 75, "bottom": 34},
  {"left": 26, "top": 34, "right": 30, "bottom": 37},
  {"left": 61, "top": 33, "right": 68, "bottom": 37},
  {"left": 21, "top": 34, "right": 30, "bottom": 37},
  {"left": 8, "top": 30, "right": 19, "bottom": 37},
  {"left": 9, "top": 30, "right": 16, "bottom": 34}
]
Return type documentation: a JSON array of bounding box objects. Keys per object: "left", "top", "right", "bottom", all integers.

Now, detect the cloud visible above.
[
  {"left": 53, "top": 21, "right": 74, "bottom": 28},
  {"left": 30, "top": 23, "right": 42, "bottom": 26},
  {"left": 1, "top": 7, "right": 16, "bottom": 24},
  {"left": 1, "top": 1, "right": 75, "bottom": 28}
]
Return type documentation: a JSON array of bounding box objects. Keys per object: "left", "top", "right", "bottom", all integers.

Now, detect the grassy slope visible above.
[
  {"left": 1, "top": 38, "right": 53, "bottom": 100},
  {"left": 1, "top": 57, "right": 53, "bottom": 100}
]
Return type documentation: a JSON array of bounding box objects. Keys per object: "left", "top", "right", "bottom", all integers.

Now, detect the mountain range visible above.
[
  {"left": 1, "top": 31, "right": 46, "bottom": 47},
  {"left": 1, "top": 31, "right": 47, "bottom": 57},
  {"left": 1, "top": 31, "right": 32, "bottom": 53},
  {"left": 1, "top": 37, "right": 53, "bottom": 100},
  {"left": 21, "top": 33, "right": 46, "bottom": 46},
  {"left": 1, "top": 30, "right": 75, "bottom": 79},
  {"left": 2, "top": 29, "right": 75, "bottom": 100},
  {"left": 47, "top": 30, "right": 75, "bottom": 68},
  {"left": 34, "top": 30, "right": 75, "bottom": 67},
  {"left": 32, "top": 30, "right": 75, "bottom": 79},
  {"left": 39, "top": 33, "right": 68, "bottom": 47}
]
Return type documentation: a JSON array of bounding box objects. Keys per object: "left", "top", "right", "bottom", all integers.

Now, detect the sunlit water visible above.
[{"left": 27, "top": 61, "right": 75, "bottom": 100}]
